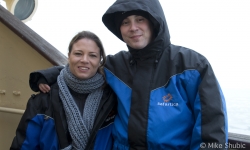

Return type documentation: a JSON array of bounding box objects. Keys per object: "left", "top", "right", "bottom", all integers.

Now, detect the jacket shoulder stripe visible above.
[
  {"left": 151, "top": 69, "right": 199, "bottom": 92},
  {"left": 104, "top": 68, "right": 131, "bottom": 89}
]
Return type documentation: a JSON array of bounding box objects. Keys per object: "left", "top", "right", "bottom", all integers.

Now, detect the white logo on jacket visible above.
[{"left": 157, "top": 93, "right": 179, "bottom": 107}]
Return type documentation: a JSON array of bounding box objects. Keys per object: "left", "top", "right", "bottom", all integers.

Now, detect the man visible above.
[
  {"left": 31, "top": 0, "right": 228, "bottom": 149},
  {"left": 102, "top": 0, "right": 227, "bottom": 149}
]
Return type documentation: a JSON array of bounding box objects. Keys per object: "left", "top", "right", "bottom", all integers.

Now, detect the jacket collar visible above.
[{"left": 128, "top": 39, "right": 163, "bottom": 62}]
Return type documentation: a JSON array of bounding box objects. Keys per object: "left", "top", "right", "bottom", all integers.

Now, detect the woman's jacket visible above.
[{"left": 10, "top": 73, "right": 117, "bottom": 150}]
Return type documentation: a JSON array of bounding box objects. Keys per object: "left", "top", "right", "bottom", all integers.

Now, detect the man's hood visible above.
[{"left": 102, "top": 0, "right": 171, "bottom": 47}]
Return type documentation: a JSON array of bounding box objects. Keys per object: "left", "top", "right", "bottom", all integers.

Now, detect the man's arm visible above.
[
  {"left": 29, "top": 66, "right": 64, "bottom": 92},
  {"left": 189, "top": 62, "right": 228, "bottom": 150}
]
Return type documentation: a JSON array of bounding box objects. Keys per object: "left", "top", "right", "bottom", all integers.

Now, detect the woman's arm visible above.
[
  {"left": 10, "top": 94, "right": 43, "bottom": 149},
  {"left": 10, "top": 93, "right": 59, "bottom": 149}
]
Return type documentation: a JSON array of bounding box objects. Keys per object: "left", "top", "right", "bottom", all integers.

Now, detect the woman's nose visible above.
[{"left": 80, "top": 55, "right": 89, "bottom": 63}]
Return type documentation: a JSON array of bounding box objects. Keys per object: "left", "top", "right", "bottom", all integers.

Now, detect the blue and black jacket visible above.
[
  {"left": 25, "top": 0, "right": 228, "bottom": 149},
  {"left": 102, "top": 0, "right": 228, "bottom": 149},
  {"left": 10, "top": 74, "right": 117, "bottom": 150}
]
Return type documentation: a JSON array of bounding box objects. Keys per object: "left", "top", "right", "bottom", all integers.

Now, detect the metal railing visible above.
[{"left": 0, "top": 107, "right": 24, "bottom": 114}]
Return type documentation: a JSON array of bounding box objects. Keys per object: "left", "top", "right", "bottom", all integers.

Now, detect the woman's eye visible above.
[
  {"left": 90, "top": 54, "right": 97, "bottom": 57},
  {"left": 75, "top": 53, "right": 82, "bottom": 56}
]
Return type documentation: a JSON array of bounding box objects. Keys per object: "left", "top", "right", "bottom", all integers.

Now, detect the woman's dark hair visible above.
[{"left": 68, "top": 31, "right": 106, "bottom": 77}]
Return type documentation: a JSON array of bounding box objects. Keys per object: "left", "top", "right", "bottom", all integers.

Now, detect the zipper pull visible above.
[{"left": 154, "top": 59, "right": 159, "bottom": 68}]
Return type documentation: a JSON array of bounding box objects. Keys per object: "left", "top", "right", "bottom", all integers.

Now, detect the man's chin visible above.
[{"left": 130, "top": 44, "right": 146, "bottom": 50}]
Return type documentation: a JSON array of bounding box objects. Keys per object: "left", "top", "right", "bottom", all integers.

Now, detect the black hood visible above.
[{"left": 102, "top": 0, "right": 171, "bottom": 50}]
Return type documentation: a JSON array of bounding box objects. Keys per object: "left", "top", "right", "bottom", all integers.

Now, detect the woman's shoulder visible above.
[{"left": 26, "top": 92, "right": 51, "bottom": 114}]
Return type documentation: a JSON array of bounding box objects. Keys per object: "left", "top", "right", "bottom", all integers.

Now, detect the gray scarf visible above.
[{"left": 57, "top": 64, "right": 104, "bottom": 150}]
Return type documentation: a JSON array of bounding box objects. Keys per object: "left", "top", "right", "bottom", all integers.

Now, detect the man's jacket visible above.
[{"left": 102, "top": 0, "right": 228, "bottom": 149}]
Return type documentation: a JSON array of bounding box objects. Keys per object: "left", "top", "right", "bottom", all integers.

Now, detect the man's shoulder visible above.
[
  {"left": 105, "top": 50, "right": 130, "bottom": 68},
  {"left": 170, "top": 44, "right": 207, "bottom": 60},
  {"left": 167, "top": 44, "right": 210, "bottom": 71},
  {"left": 107, "top": 50, "right": 130, "bottom": 60}
]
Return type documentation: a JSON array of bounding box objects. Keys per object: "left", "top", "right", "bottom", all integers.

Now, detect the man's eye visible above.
[
  {"left": 122, "top": 21, "right": 129, "bottom": 25},
  {"left": 138, "top": 18, "right": 144, "bottom": 22}
]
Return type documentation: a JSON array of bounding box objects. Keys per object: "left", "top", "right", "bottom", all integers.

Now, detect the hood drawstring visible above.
[
  {"left": 154, "top": 59, "right": 159, "bottom": 68},
  {"left": 154, "top": 48, "right": 163, "bottom": 68}
]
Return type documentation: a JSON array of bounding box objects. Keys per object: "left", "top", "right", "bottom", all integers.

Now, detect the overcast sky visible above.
[
  {"left": 22, "top": 0, "right": 250, "bottom": 90},
  {"left": 1, "top": 0, "right": 250, "bottom": 135}
]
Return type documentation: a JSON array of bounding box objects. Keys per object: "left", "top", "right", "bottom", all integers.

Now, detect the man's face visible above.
[{"left": 120, "top": 15, "right": 153, "bottom": 49}]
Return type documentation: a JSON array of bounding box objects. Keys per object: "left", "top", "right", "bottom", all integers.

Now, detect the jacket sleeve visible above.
[
  {"left": 189, "top": 60, "right": 228, "bottom": 150},
  {"left": 10, "top": 94, "right": 42, "bottom": 150},
  {"left": 10, "top": 93, "right": 59, "bottom": 150},
  {"left": 29, "top": 66, "right": 64, "bottom": 92}
]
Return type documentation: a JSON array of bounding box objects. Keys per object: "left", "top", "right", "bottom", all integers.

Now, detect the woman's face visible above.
[{"left": 68, "top": 38, "right": 101, "bottom": 80}]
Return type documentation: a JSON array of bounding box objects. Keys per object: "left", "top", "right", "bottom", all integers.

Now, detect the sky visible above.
[{"left": 1, "top": 0, "right": 250, "bottom": 135}]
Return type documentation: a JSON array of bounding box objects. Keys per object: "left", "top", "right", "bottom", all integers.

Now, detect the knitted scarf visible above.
[{"left": 57, "top": 64, "right": 104, "bottom": 150}]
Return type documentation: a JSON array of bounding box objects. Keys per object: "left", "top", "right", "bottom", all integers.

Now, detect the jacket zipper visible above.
[{"left": 85, "top": 91, "right": 115, "bottom": 149}]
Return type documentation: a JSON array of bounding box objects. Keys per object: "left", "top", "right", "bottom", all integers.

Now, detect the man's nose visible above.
[{"left": 130, "top": 22, "right": 138, "bottom": 31}]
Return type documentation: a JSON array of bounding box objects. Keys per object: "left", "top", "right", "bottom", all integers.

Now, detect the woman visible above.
[{"left": 10, "top": 31, "right": 117, "bottom": 150}]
